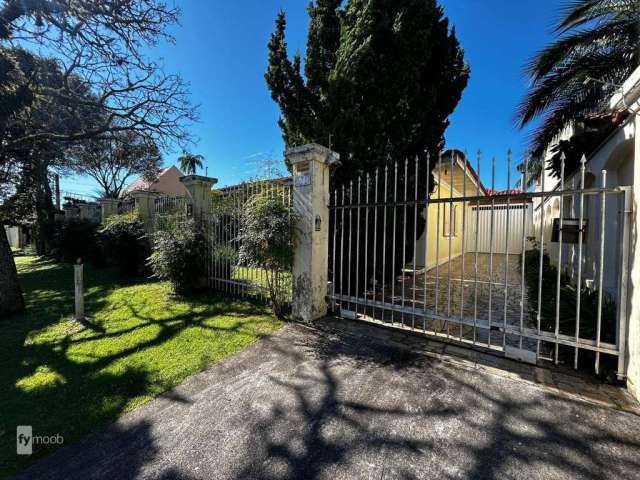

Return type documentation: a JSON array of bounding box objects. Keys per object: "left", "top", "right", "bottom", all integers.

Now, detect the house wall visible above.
[
  {"left": 628, "top": 111, "right": 640, "bottom": 402},
  {"left": 533, "top": 121, "right": 635, "bottom": 297},
  {"left": 414, "top": 180, "right": 468, "bottom": 270}
]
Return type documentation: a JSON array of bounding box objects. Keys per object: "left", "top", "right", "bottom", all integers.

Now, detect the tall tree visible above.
[
  {"left": 266, "top": 0, "right": 469, "bottom": 184},
  {"left": 178, "top": 152, "right": 205, "bottom": 175},
  {"left": 0, "top": 1, "right": 197, "bottom": 316},
  {"left": 517, "top": 0, "right": 640, "bottom": 156},
  {"left": 69, "top": 131, "right": 162, "bottom": 199},
  {"left": 266, "top": 0, "right": 469, "bottom": 292}
]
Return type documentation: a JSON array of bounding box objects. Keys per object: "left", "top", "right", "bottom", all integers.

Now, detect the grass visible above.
[
  {"left": 0, "top": 256, "right": 283, "bottom": 477},
  {"left": 232, "top": 266, "right": 292, "bottom": 300}
]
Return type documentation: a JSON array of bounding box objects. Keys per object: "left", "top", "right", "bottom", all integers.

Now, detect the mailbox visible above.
[{"left": 551, "top": 218, "right": 588, "bottom": 244}]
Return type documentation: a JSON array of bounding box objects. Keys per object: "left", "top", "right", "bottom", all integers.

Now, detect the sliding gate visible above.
[{"left": 328, "top": 154, "right": 631, "bottom": 378}]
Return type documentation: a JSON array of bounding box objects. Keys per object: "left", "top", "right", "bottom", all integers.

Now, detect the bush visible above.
[
  {"left": 50, "top": 218, "right": 100, "bottom": 264},
  {"left": 524, "top": 245, "right": 618, "bottom": 379},
  {"left": 99, "top": 212, "right": 149, "bottom": 276},
  {"left": 238, "top": 192, "right": 297, "bottom": 319},
  {"left": 147, "top": 215, "right": 207, "bottom": 295}
]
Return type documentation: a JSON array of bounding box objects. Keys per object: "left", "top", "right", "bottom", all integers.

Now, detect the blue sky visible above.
[{"left": 62, "top": 0, "right": 561, "bottom": 196}]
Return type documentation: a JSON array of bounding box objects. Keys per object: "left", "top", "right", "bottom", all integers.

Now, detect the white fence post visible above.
[
  {"left": 74, "top": 260, "right": 84, "bottom": 320},
  {"left": 287, "top": 144, "right": 340, "bottom": 322}
]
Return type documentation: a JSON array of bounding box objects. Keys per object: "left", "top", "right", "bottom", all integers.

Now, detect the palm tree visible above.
[
  {"left": 517, "top": 0, "right": 640, "bottom": 155},
  {"left": 515, "top": 153, "right": 543, "bottom": 190},
  {"left": 178, "top": 152, "right": 204, "bottom": 175}
]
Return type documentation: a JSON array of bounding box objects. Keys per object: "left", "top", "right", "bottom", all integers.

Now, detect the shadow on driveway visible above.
[{"left": 13, "top": 322, "right": 640, "bottom": 480}]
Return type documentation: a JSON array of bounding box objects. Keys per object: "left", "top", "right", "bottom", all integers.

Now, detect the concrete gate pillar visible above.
[
  {"left": 180, "top": 175, "right": 218, "bottom": 219},
  {"left": 286, "top": 143, "right": 340, "bottom": 322},
  {"left": 100, "top": 198, "right": 119, "bottom": 223},
  {"left": 130, "top": 190, "right": 161, "bottom": 231}
]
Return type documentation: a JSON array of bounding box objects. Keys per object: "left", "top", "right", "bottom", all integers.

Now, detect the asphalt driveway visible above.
[{"left": 15, "top": 320, "right": 640, "bottom": 480}]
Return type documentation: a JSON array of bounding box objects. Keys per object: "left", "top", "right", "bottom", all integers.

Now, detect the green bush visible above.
[
  {"left": 99, "top": 212, "right": 149, "bottom": 276},
  {"left": 50, "top": 218, "right": 100, "bottom": 264},
  {"left": 524, "top": 245, "right": 618, "bottom": 378},
  {"left": 237, "top": 192, "right": 297, "bottom": 319},
  {"left": 147, "top": 216, "right": 207, "bottom": 294}
]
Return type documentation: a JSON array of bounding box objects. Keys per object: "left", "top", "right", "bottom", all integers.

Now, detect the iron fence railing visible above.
[
  {"left": 204, "top": 179, "right": 292, "bottom": 303},
  {"left": 328, "top": 152, "right": 631, "bottom": 378}
]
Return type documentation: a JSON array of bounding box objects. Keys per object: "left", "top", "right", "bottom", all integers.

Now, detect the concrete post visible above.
[
  {"left": 286, "top": 143, "right": 340, "bottom": 322},
  {"left": 130, "top": 190, "right": 159, "bottom": 226},
  {"left": 100, "top": 198, "right": 119, "bottom": 223},
  {"left": 74, "top": 260, "right": 84, "bottom": 320},
  {"left": 180, "top": 175, "right": 218, "bottom": 219},
  {"left": 627, "top": 112, "right": 640, "bottom": 401}
]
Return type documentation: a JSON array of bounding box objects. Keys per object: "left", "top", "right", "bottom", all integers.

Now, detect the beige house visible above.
[
  {"left": 123, "top": 165, "right": 189, "bottom": 197},
  {"left": 414, "top": 153, "right": 487, "bottom": 271}
]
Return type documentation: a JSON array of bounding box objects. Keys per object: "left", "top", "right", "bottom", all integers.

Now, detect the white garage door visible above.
[{"left": 467, "top": 204, "right": 533, "bottom": 254}]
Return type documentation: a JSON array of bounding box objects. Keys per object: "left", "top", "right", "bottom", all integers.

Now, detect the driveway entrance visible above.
[{"left": 17, "top": 321, "right": 640, "bottom": 480}]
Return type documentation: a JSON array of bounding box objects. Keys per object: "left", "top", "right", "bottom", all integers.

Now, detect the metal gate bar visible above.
[{"left": 328, "top": 152, "right": 631, "bottom": 378}]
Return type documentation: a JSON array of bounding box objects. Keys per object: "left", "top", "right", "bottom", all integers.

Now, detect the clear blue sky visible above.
[{"left": 62, "top": 0, "right": 562, "bottom": 196}]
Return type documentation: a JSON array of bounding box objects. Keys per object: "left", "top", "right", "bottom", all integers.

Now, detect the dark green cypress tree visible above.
[{"left": 266, "top": 0, "right": 471, "bottom": 293}]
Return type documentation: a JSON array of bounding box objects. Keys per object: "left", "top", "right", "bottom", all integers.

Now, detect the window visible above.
[{"left": 443, "top": 205, "right": 457, "bottom": 237}]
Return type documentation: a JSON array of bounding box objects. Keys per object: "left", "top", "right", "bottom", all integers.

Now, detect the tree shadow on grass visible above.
[{"left": 1, "top": 259, "right": 277, "bottom": 478}]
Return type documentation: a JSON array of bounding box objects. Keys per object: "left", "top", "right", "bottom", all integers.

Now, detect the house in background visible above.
[
  {"left": 413, "top": 151, "right": 488, "bottom": 271},
  {"left": 123, "top": 165, "right": 189, "bottom": 198}
]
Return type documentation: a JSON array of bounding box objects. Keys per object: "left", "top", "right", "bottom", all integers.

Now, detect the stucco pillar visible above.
[
  {"left": 131, "top": 190, "right": 159, "bottom": 226},
  {"left": 100, "top": 199, "right": 119, "bottom": 223},
  {"left": 627, "top": 113, "right": 640, "bottom": 401},
  {"left": 287, "top": 143, "right": 340, "bottom": 322},
  {"left": 180, "top": 175, "right": 218, "bottom": 219}
]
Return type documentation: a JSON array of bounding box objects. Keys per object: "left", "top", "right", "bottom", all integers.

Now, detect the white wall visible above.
[
  {"left": 5, "top": 226, "right": 23, "bottom": 249},
  {"left": 533, "top": 121, "right": 635, "bottom": 297}
]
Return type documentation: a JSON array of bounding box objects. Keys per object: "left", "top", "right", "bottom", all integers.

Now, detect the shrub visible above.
[
  {"left": 50, "top": 218, "right": 100, "bottom": 264},
  {"left": 238, "top": 192, "right": 297, "bottom": 319},
  {"left": 99, "top": 212, "right": 149, "bottom": 276},
  {"left": 147, "top": 215, "right": 207, "bottom": 295},
  {"left": 524, "top": 245, "right": 617, "bottom": 378}
]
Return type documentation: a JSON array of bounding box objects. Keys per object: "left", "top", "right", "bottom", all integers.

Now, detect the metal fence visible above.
[
  {"left": 154, "top": 195, "right": 187, "bottom": 216},
  {"left": 328, "top": 152, "right": 631, "bottom": 378},
  {"left": 204, "top": 178, "right": 293, "bottom": 303}
]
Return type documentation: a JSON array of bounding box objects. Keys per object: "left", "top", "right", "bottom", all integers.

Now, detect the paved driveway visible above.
[{"left": 15, "top": 320, "right": 640, "bottom": 480}]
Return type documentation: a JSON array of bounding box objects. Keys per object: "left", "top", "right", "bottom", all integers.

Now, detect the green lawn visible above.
[{"left": 0, "top": 256, "right": 283, "bottom": 477}]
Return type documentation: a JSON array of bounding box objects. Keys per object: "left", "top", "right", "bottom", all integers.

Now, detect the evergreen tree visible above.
[
  {"left": 266, "top": 0, "right": 470, "bottom": 293},
  {"left": 266, "top": 0, "right": 469, "bottom": 184}
]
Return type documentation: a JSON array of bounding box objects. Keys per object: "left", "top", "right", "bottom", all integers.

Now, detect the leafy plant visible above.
[
  {"left": 524, "top": 246, "right": 618, "bottom": 378},
  {"left": 517, "top": 0, "right": 640, "bottom": 155},
  {"left": 50, "top": 218, "right": 100, "bottom": 264},
  {"left": 238, "top": 193, "right": 297, "bottom": 319},
  {"left": 99, "top": 212, "right": 149, "bottom": 276},
  {"left": 147, "top": 215, "right": 207, "bottom": 295}
]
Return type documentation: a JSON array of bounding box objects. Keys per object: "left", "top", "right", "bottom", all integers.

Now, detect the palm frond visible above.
[{"left": 556, "top": 0, "right": 637, "bottom": 34}]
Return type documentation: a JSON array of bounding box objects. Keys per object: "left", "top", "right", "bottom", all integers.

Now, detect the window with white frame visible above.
[{"left": 443, "top": 205, "right": 457, "bottom": 237}]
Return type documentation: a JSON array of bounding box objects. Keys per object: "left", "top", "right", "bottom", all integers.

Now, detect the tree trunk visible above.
[
  {"left": 0, "top": 225, "right": 25, "bottom": 316},
  {"left": 33, "top": 161, "right": 55, "bottom": 255}
]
